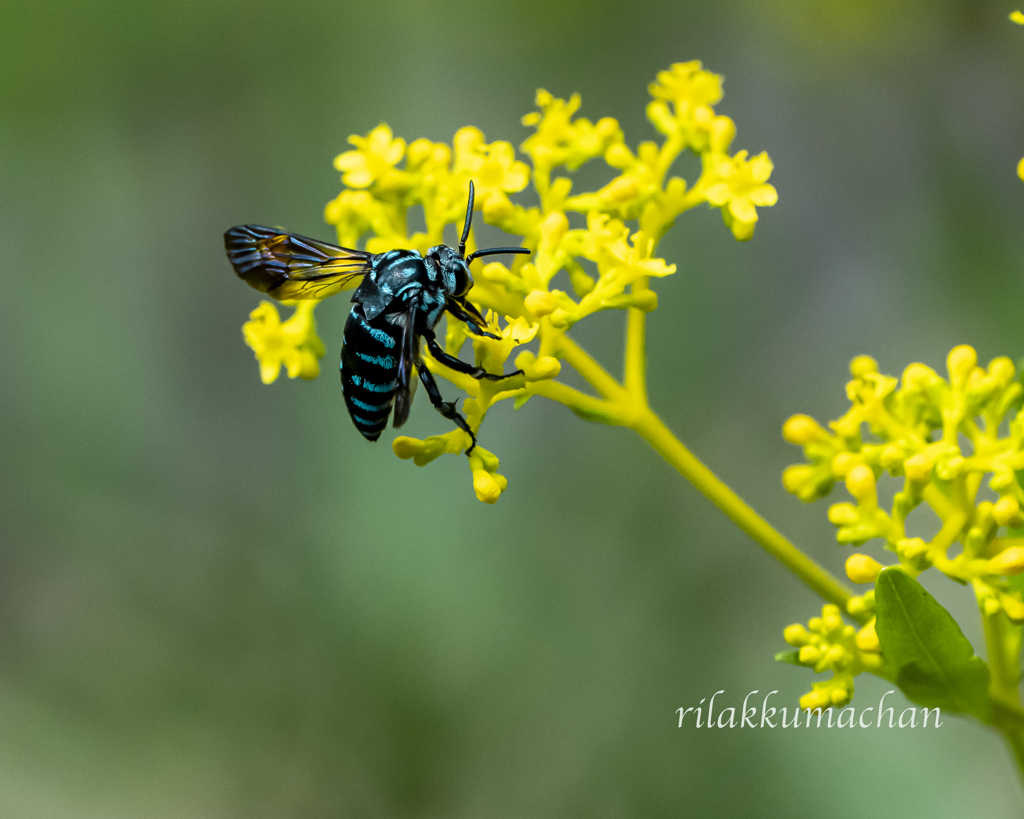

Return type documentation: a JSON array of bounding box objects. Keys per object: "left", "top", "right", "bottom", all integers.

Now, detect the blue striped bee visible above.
[{"left": 224, "top": 182, "right": 529, "bottom": 453}]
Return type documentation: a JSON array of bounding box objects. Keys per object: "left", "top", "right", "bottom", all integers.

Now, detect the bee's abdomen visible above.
[{"left": 341, "top": 306, "right": 401, "bottom": 441}]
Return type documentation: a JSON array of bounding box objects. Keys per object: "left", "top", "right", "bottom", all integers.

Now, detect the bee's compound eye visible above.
[{"left": 453, "top": 262, "right": 472, "bottom": 297}]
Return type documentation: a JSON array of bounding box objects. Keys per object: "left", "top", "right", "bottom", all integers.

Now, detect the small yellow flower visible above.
[
  {"left": 521, "top": 90, "right": 622, "bottom": 172},
  {"left": 472, "top": 314, "right": 539, "bottom": 373},
  {"left": 703, "top": 150, "right": 778, "bottom": 240},
  {"left": 324, "top": 189, "right": 378, "bottom": 248},
  {"left": 242, "top": 301, "right": 325, "bottom": 384},
  {"left": 468, "top": 445, "right": 507, "bottom": 504},
  {"left": 453, "top": 127, "right": 530, "bottom": 215},
  {"left": 1011, "top": 10, "right": 1024, "bottom": 24},
  {"left": 648, "top": 61, "right": 723, "bottom": 111},
  {"left": 333, "top": 124, "right": 407, "bottom": 189}
]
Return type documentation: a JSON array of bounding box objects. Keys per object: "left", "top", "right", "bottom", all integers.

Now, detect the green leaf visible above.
[
  {"left": 774, "top": 650, "right": 802, "bottom": 666},
  {"left": 874, "top": 568, "right": 992, "bottom": 722}
]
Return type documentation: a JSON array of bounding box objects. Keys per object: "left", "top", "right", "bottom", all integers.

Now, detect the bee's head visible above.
[
  {"left": 427, "top": 181, "right": 531, "bottom": 300},
  {"left": 426, "top": 244, "right": 472, "bottom": 297}
]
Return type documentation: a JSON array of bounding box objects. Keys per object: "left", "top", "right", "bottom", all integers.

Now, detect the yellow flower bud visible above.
[
  {"left": 473, "top": 469, "right": 502, "bottom": 504},
  {"left": 524, "top": 289, "right": 559, "bottom": 316},
  {"left": 604, "top": 143, "right": 634, "bottom": 169},
  {"left": 799, "top": 646, "right": 822, "bottom": 664},
  {"left": 782, "top": 414, "right": 827, "bottom": 445},
  {"left": 800, "top": 689, "right": 832, "bottom": 711},
  {"left": 1000, "top": 593, "right": 1024, "bottom": 623},
  {"left": 525, "top": 355, "right": 561, "bottom": 381},
  {"left": 991, "top": 471, "right": 1015, "bottom": 492},
  {"left": 904, "top": 452, "right": 935, "bottom": 483},
  {"left": 855, "top": 619, "right": 880, "bottom": 652},
  {"left": 935, "top": 455, "right": 964, "bottom": 481},
  {"left": 392, "top": 436, "right": 425, "bottom": 459},
  {"left": 988, "top": 547, "right": 1024, "bottom": 576},
  {"left": 994, "top": 495, "right": 1022, "bottom": 527},
  {"left": 846, "top": 554, "right": 883, "bottom": 584},
  {"left": 822, "top": 615, "right": 843, "bottom": 634},
  {"left": 845, "top": 464, "right": 876, "bottom": 502},
  {"left": 483, "top": 193, "right": 514, "bottom": 223},
  {"left": 392, "top": 435, "right": 447, "bottom": 466},
  {"left": 847, "top": 596, "right": 868, "bottom": 616},
  {"left": 831, "top": 452, "right": 859, "bottom": 478},
  {"left": 947, "top": 344, "right": 977, "bottom": 388},
  {"left": 862, "top": 652, "right": 884, "bottom": 670},
  {"left": 825, "top": 645, "right": 846, "bottom": 665},
  {"left": 828, "top": 503, "right": 859, "bottom": 526},
  {"left": 782, "top": 464, "right": 814, "bottom": 494},
  {"left": 829, "top": 686, "right": 851, "bottom": 707},
  {"left": 880, "top": 445, "right": 904, "bottom": 470},
  {"left": 784, "top": 624, "right": 810, "bottom": 646},
  {"left": 984, "top": 597, "right": 1002, "bottom": 616},
  {"left": 896, "top": 538, "right": 928, "bottom": 560},
  {"left": 850, "top": 355, "right": 878, "bottom": 378}
]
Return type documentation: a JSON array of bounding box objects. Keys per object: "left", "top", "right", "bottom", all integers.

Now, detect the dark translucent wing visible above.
[
  {"left": 224, "top": 225, "right": 371, "bottom": 300},
  {"left": 392, "top": 306, "right": 420, "bottom": 429}
]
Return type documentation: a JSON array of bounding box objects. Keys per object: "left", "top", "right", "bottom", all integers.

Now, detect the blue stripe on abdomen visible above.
[
  {"left": 341, "top": 305, "right": 401, "bottom": 442},
  {"left": 355, "top": 351, "right": 396, "bottom": 369},
  {"left": 349, "top": 395, "right": 390, "bottom": 412}
]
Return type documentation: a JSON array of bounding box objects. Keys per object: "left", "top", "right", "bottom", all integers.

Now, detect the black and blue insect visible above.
[{"left": 224, "top": 182, "right": 529, "bottom": 453}]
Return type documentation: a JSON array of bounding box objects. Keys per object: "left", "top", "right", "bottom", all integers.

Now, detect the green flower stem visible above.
[
  {"left": 558, "top": 336, "right": 632, "bottom": 402},
  {"left": 985, "top": 610, "right": 1024, "bottom": 784},
  {"left": 628, "top": 406, "right": 863, "bottom": 620},
  {"left": 552, "top": 332, "right": 861, "bottom": 620},
  {"left": 624, "top": 289, "right": 649, "bottom": 402}
]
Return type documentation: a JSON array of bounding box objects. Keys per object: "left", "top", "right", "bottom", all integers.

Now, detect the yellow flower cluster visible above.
[
  {"left": 242, "top": 62, "right": 777, "bottom": 501},
  {"left": 242, "top": 301, "right": 325, "bottom": 384},
  {"left": 783, "top": 604, "right": 884, "bottom": 710},
  {"left": 784, "top": 344, "right": 1024, "bottom": 622}
]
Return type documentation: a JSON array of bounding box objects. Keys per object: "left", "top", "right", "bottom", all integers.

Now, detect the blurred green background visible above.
[{"left": 4, "top": 0, "right": 1024, "bottom": 815}]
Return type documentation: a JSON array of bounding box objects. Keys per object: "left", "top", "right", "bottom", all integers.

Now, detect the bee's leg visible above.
[
  {"left": 416, "top": 364, "right": 477, "bottom": 454},
  {"left": 422, "top": 331, "right": 523, "bottom": 381},
  {"left": 444, "top": 300, "right": 500, "bottom": 340}
]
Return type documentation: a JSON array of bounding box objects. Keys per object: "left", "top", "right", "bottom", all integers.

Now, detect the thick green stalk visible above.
[
  {"left": 628, "top": 406, "right": 861, "bottom": 618},
  {"left": 984, "top": 611, "right": 1024, "bottom": 784}
]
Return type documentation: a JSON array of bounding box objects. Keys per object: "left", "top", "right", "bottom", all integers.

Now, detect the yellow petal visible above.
[
  {"left": 748, "top": 152, "right": 774, "bottom": 183},
  {"left": 728, "top": 196, "right": 758, "bottom": 223},
  {"left": 702, "top": 183, "right": 730, "bottom": 206},
  {"left": 259, "top": 358, "right": 281, "bottom": 384},
  {"left": 748, "top": 184, "right": 778, "bottom": 207}
]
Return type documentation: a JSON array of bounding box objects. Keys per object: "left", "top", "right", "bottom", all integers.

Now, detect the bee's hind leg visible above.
[{"left": 416, "top": 364, "right": 478, "bottom": 454}]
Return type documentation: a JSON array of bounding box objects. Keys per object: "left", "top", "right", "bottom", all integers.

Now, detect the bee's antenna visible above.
[
  {"left": 458, "top": 181, "right": 475, "bottom": 260},
  {"left": 466, "top": 246, "right": 531, "bottom": 264}
]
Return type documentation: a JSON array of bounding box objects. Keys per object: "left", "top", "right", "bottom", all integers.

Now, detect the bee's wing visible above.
[
  {"left": 392, "top": 306, "right": 420, "bottom": 429},
  {"left": 224, "top": 225, "right": 372, "bottom": 300}
]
